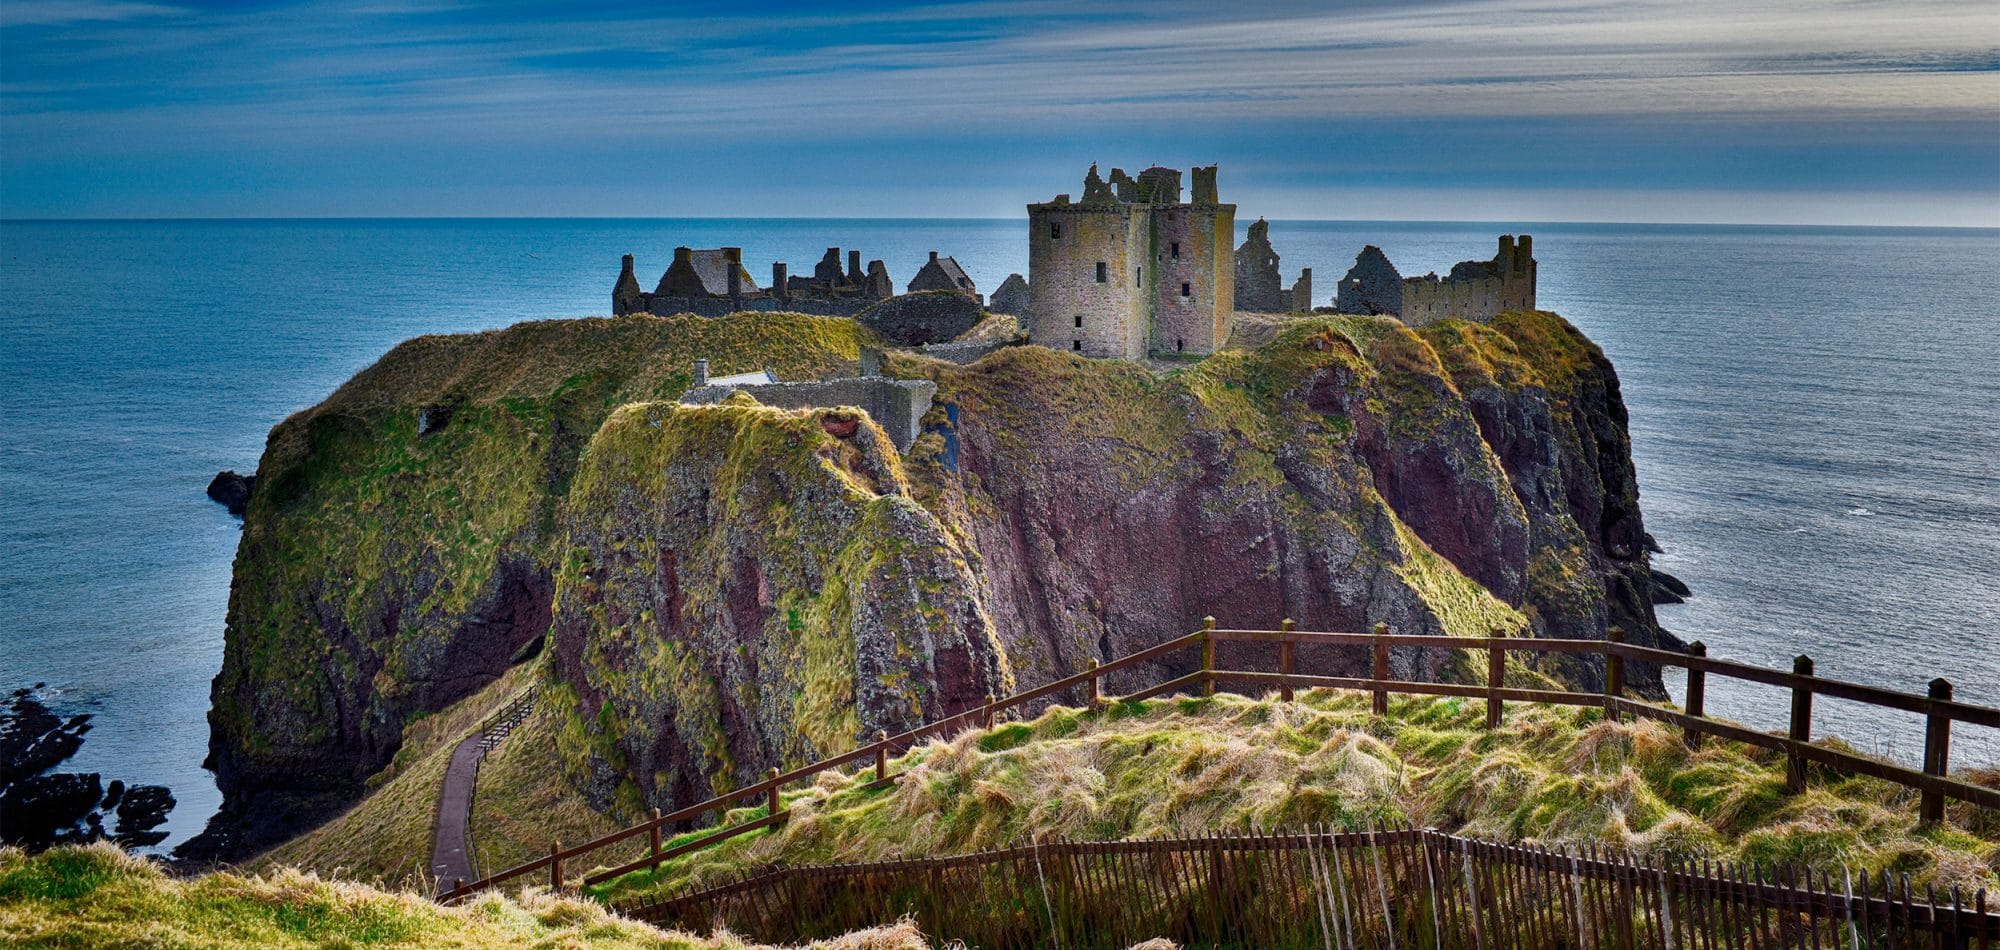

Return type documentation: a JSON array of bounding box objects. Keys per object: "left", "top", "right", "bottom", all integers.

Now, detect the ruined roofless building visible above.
[
  {"left": 1233, "top": 218, "right": 1311, "bottom": 313},
  {"left": 613, "top": 245, "right": 895, "bottom": 317},
  {"left": 1027, "top": 164, "right": 1235, "bottom": 360},
  {"left": 1398, "top": 235, "right": 1536, "bottom": 326}
]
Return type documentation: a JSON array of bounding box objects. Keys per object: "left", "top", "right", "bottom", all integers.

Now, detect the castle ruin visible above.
[
  {"left": 1336, "top": 235, "right": 1536, "bottom": 326},
  {"left": 614, "top": 245, "right": 896, "bottom": 318},
  {"left": 1026, "top": 164, "right": 1235, "bottom": 360},
  {"left": 1233, "top": 218, "right": 1311, "bottom": 314}
]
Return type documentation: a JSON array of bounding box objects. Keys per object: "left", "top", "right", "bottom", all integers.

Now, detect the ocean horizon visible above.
[{"left": 4, "top": 216, "right": 1996, "bottom": 852}]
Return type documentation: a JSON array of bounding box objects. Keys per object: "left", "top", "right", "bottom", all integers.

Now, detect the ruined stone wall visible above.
[
  {"left": 1289, "top": 268, "right": 1313, "bottom": 312},
  {"left": 1398, "top": 235, "right": 1536, "bottom": 327},
  {"left": 1208, "top": 209, "right": 1236, "bottom": 344},
  {"left": 1401, "top": 273, "right": 1506, "bottom": 326},
  {"left": 857, "top": 291, "right": 984, "bottom": 346},
  {"left": 681, "top": 377, "right": 939, "bottom": 453},
  {"left": 914, "top": 338, "right": 1015, "bottom": 365},
  {"left": 1027, "top": 204, "right": 1149, "bottom": 360},
  {"left": 1148, "top": 205, "right": 1233, "bottom": 355},
  {"left": 1232, "top": 220, "right": 1283, "bottom": 312},
  {"left": 637, "top": 296, "right": 876, "bottom": 319}
]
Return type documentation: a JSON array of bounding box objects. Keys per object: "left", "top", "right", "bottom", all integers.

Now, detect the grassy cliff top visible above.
[
  {"left": 593, "top": 690, "right": 1999, "bottom": 904},
  {"left": 0, "top": 844, "right": 940, "bottom": 949}
]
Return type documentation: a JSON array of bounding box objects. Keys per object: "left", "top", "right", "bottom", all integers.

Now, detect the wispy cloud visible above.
[
  {"left": 0, "top": 0, "right": 183, "bottom": 27},
  {"left": 1, "top": 0, "right": 1995, "bottom": 220}
]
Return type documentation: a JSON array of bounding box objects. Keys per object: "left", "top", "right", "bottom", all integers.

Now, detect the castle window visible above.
[
  {"left": 1095, "top": 262, "right": 1107, "bottom": 283},
  {"left": 1051, "top": 222, "right": 1062, "bottom": 240},
  {"left": 1074, "top": 314, "right": 1083, "bottom": 328},
  {"left": 1181, "top": 282, "right": 1191, "bottom": 298},
  {"left": 1171, "top": 242, "right": 1180, "bottom": 260},
  {"left": 1072, "top": 340, "right": 1082, "bottom": 351},
  {"left": 1176, "top": 338, "right": 1185, "bottom": 353},
  {"left": 1135, "top": 266, "right": 1142, "bottom": 287}
]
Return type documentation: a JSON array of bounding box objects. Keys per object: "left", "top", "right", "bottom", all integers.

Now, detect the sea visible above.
[{"left": 3, "top": 218, "right": 1996, "bottom": 852}]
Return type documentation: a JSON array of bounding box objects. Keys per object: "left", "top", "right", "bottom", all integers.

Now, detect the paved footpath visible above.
[{"left": 430, "top": 732, "right": 486, "bottom": 892}]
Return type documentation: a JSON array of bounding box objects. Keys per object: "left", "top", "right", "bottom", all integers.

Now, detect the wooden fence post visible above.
[
  {"left": 1920, "top": 678, "right": 1953, "bottom": 825},
  {"left": 1279, "top": 618, "right": 1296, "bottom": 702},
  {"left": 550, "top": 840, "right": 563, "bottom": 891},
  {"left": 767, "top": 767, "right": 781, "bottom": 820},
  {"left": 875, "top": 729, "right": 890, "bottom": 782},
  {"left": 982, "top": 693, "right": 996, "bottom": 729},
  {"left": 1086, "top": 658, "right": 1102, "bottom": 708},
  {"left": 1683, "top": 641, "right": 1707, "bottom": 750},
  {"left": 1787, "top": 655, "right": 1814, "bottom": 793},
  {"left": 1202, "top": 616, "right": 1217, "bottom": 697},
  {"left": 648, "top": 807, "right": 662, "bottom": 867},
  {"left": 1486, "top": 628, "right": 1506, "bottom": 729},
  {"left": 1604, "top": 626, "right": 1625, "bottom": 722},
  {"left": 1372, "top": 623, "right": 1390, "bottom": 716}
]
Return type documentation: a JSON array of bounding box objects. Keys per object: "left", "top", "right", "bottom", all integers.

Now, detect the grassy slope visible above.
[
  {"left": 252, "top": 662, "right": 540, "bottom": 887},
  {"left": 472, "top": 683, "right": 624, "bottom": 876},
  {"left": 0, "top": 844, "right": 937, "bottom": 949},
  {"left": 592, "top": 690, "right": 1999, "bottom": 904}
]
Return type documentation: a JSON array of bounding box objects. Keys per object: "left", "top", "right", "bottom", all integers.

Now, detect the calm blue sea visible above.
[{"left": 3, "top": 219, "right": 1996, "bottom": 851}]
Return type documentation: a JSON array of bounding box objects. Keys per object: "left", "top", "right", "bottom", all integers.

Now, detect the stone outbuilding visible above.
[
  {"left": 989, "top": 273, "right": 1030, "bottom": 318},
  {"left": 907, "top": 251, "right": 977, "bottom": 298}
]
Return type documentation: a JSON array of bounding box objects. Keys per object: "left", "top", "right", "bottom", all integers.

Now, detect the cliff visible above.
[
  {"left": 183, "top": 313, "right": 873, "bottom": 860},
  {"left": 188, "top": 308, "right": 1681, "bottom": 863},
  {"left": 890, "top": 312, "right": 1673, "bottom": 694},
  {"left": 549, "top": 399, "right": 1009, "bottom": 815}
]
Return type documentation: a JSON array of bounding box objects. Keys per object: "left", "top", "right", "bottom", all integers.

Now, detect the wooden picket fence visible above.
[
  {"left": 616, "top": 826, "right": 1998, "bottom": 948},
  {"left": 437, "top": 620, "right": 1999, "bottom": 905}
]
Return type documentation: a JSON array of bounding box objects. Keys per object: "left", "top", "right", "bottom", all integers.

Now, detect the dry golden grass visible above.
[
  {"left": 591, "top": 691, "right": 1999, "bottom": 904},
  {"left": 0, "top": 843, "right": 954, "bottom": 949}
]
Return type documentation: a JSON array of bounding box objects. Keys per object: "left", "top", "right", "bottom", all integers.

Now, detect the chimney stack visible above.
[
  {"left": 724, "top": 247, "right": 742, "bottom": 299},
  {"left": 847, "top": 249, "right": 863, "bottom": 283},
  {"left": 694, "top": 359, "right": 709, "bottom": 388},
  {"left": 772, "top": 262, "right": 788, "bottom": 301},
  {"left": 929, "top": 250, "right": 939, "bottom": 263}
]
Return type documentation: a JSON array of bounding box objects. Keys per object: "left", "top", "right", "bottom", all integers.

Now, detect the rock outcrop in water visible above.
[
  {"left": 205, "top": 470, "right": 257, "bottom": 516},
  {"left": 2, "top": 688, "right": 175, "bottom": 849},
  {"left": 187, "top": 308, "right": 1679, "bottom": 861}
]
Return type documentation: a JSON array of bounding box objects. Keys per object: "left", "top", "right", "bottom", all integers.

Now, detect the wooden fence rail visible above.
[
  {"left": 439, "top": 620, "right": 1998, "bottom": 904},
  {"left": 619, "top": 826, "right": 1999, "bottom": 948}
]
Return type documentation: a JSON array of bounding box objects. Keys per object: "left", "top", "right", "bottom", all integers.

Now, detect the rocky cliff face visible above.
[
  {"left": 549, "top": 398, "right": 1008, "bottom": 814},
  {"left": 181, "top": 314, "right": 871, "bottom": 861},
  {"left": 190, "top": 308, "right": 1676, "bottom": 860},
  {"left": 892, "top": 312, "right": 1674, "bottom": 695}
]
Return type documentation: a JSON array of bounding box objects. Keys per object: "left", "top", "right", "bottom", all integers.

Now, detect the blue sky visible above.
[{"left": 3, "top": 0, "right": 1997, "bottom": 224}]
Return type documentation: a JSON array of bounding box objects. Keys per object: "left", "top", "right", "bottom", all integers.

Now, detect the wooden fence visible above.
[
  {"left": 438, "top": 620, "right": 1999, "bottom": 904},
  {"left": 617, "top": 826, "right": 1999, "bottom": 948}
]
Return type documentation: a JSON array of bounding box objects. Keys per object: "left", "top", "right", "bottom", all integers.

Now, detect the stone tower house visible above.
[{"left": 1026, "top": 164, "right": 1236, "bottom": 360}]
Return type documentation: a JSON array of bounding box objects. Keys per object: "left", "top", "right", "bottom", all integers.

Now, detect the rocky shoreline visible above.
[{"left": 1, "top": 686, "right": 174, "bottom": 850}]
